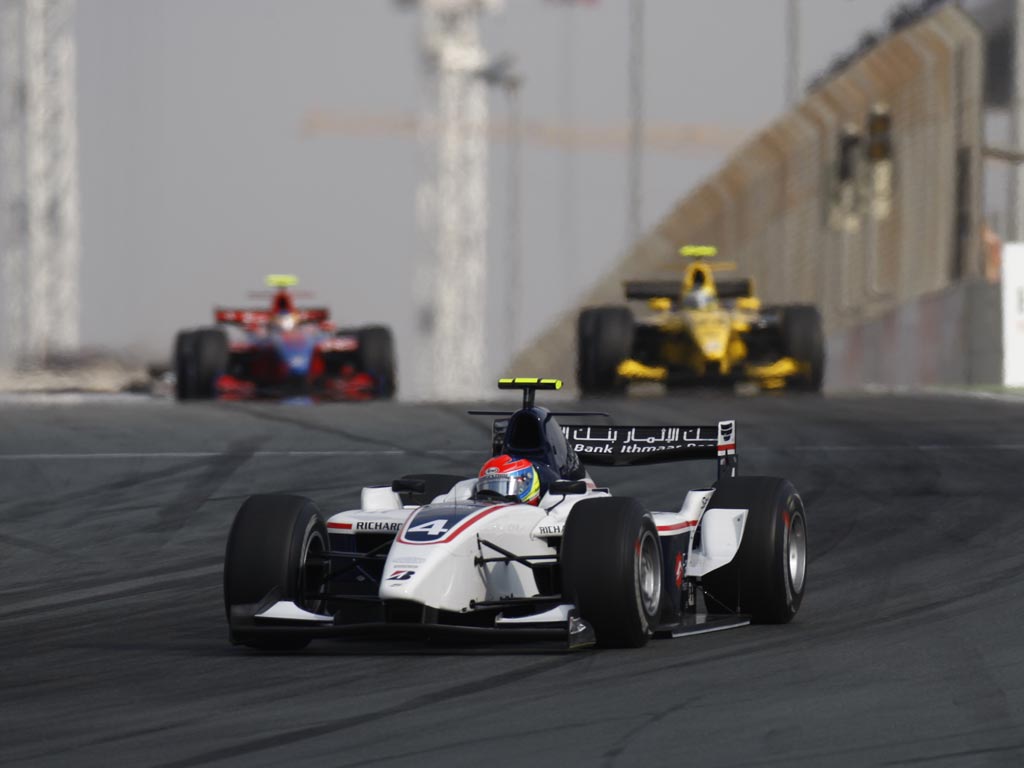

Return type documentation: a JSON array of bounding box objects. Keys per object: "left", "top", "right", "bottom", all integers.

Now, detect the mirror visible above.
[
  {"left": 551, "top": 480, "right": 587, "bottom": 495},
  {"left": 391, "top": 478, "right": 426, "bottom": 494}
]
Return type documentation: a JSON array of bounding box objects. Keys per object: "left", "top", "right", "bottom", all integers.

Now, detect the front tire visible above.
[
  {"left": 700, "top": 476, "right": 807, "bottom": 623},
  {"left": 577, "top": 307, "right": 634, "bottom": 396},
  {"left": 174, "top": 327, "right": 227, "bottom": 400},
  {"left": 781, "top": 305, "right": 824, "bottom": 391},
  {"left": 561, "top": 497, "right": 662, "bottom": 647},
  {"left": 357, "top": 325, "right": 397, "bottom": 399},
  {"left": 223, "top": 494, "right": 329, "bottom": 651},
  {"left": 174, "top": 331, "right": 197, "bottom": 400}
]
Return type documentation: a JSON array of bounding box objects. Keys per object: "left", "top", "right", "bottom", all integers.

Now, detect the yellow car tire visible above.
[{"left": 577, "top": 307, "right": 633, "bottom": 396}]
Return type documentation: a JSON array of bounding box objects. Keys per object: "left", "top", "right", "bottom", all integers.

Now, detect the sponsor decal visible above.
[
  {"left": 717, "top": 420, "right": 736, "bottom": 456},
  {"left": 537, "top": 525, "right": 563, "bottom": 536},
  {"left": 563, "top": 425, "right": 717, "bottom": 458},
  {"left": 392, "top": 557, "right": 425, "bottom": 567},
  {"left": 320, "top": 337, "right": 358, "bottom": 352},
  {"left": 354, "top": 520, "right": 402, "bottom": 532},
  {"left": 387, "top": 570, "right": 415, "bottom": 581},
  {"left": 674, "top": 552, "right": 684, "bottom": 588}
]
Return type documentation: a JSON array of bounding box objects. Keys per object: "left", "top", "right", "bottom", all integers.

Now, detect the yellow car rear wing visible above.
[
  {"left": 714, "top": 278, "right": 754, "bottom": 299},
  {"left": 624, "top": 280, "right": 682, "bottom": 302}
]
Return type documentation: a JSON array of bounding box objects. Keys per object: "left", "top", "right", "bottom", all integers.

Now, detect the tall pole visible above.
[
  {"left": 627, "top": 0, "right": 644, "bottom": 249},
  {"left": 413, "top": 8, "right": 438, "bottom": 400},
  {"left": 503, "top": 78, "right": 522, "bottom": 356},
  {"left": 1010, "top": 0, "right": 1024, "bottom": 241},
  {"left": 786, "top": 0, "right": 801, "bottom": 107},
  {"left": 0, "top": 0, "right": 80, "bottom": 369},
  {"left": 415, "top": 0, "right": 498, "bottom": 401},
  {"left": 560, "top": 2, "right": 577, "bottom": 283},
  {"left": 0, "top": 1, "right": 27, "bottom": 368}
]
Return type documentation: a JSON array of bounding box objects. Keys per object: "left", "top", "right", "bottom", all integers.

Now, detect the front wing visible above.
[{"left": 229, "top": 595, "right": 599, "bottom": 650}]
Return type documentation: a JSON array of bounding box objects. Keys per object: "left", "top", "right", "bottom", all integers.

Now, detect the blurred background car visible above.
[
  {"left": 577, "top": 246, "right": 824, "bottom": 394},
  {"left": 173, "top": 275, "right": 396, "bottom": 401}
]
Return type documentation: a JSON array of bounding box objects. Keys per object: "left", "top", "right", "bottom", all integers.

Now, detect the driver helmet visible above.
[
  {"left": 474, "top": 454, "right": 541, "bottom": 505},
  {"left": 683, "top": 285, "right": 714, "bottom": 310},
  {"left": 271, "top": 309, "right": 298, "bottom": 332},
  {"left": 683, "top": 268, "right": 715, "bottom": 309}
]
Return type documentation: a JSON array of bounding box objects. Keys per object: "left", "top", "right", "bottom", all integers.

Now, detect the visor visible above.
[{"left": 475, "top": 471, "right": 531, "bottom": 501}]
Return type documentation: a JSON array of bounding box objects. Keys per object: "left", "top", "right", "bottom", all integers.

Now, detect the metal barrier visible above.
[{"left": 511, "top": 6, "right": 985, "bottom": 388}]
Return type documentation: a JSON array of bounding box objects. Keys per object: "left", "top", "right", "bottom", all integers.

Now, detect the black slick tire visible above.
[
  {"left": 357, "top": 325, "right": 397, "bottom": 399},
  {"left": 174, "top": 331, "right": 196, "bottom": 400},
  {"left": 175, "top": 327, "right": 227, "bottom": 400},
  {"left": 561, "top": 497, "right": 662, "bottom": 647},
  {"left": 223, "top": 494, "right": 329, "bottom": 651},
  {"left": 781, "top": 305, "right": 824, "bottom": 391},
  {"left": 577, "top": 307, "right": 633, "bottom": 396},
  {"left": 700, "top": 476, "right": 807, "bottom": 623}
]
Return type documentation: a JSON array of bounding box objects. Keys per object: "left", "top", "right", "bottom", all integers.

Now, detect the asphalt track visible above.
[{"left": 2, "top": 391, "right": 1024, "bottom": 767}]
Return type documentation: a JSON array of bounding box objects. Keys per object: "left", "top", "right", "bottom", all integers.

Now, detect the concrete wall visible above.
[{"left": 826, "top": 279, "right": 1002, "bottom": 390}]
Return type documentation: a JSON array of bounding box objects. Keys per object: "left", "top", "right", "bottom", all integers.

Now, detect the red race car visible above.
[{"left": 173, "top": 275, "right": 396, "bottom": 401}]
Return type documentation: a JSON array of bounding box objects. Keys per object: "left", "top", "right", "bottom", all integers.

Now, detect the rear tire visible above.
[
  {"left": 577, "top": 307, "right": 633, "bottom": 396},
  {"left": 700, "top": 476, "right": 807, "bottom": 623},
  {"left": 223, "top": 494, "right": 329, "bottom": 651},
  {"left": 561, "top": 497, "right": 662, "bottom": 647},
  {"left": 781, "top": 305, "right": 824, "bottom": 391},
  {"left": 357, "top": 325, "right": 397, "bottom": 399}
]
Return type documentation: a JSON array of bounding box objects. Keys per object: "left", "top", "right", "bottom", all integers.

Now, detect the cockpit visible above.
[{"left": 500, "top": 407, "right": 585, "bottom": 481}]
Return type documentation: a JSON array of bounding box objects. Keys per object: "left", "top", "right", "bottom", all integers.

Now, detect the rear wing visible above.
[
  {"left": 624, "top": 280, "right": 681, "bottom": 302},
  {"left": 714, "top": 278, "right": 754, "bottom": 300},
  {"left": 624, "top": 278, "right": 754, "bottom": 303},
  {"left": 561, "top": 420, "right": 737, "bottom": 479},
  {"left": 215, "top": 307, "right": 331, "bottom": 325}
]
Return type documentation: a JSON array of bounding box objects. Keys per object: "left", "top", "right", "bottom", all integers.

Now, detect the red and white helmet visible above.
[{"left": 475, "top": 454, "right": 541, "bottom": 505}]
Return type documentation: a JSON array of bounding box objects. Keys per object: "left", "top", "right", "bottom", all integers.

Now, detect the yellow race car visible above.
[{"left": 577, "top": 246, "right": 824, "bottom": 394}]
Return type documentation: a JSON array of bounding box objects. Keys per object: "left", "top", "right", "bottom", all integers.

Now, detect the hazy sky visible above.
[{"left": 74, "top": 0, "right": 915, "bottom": 393}]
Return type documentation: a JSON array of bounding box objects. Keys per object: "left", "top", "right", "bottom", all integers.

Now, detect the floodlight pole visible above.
[
  {"left": 0, "top": 0, "right": 80, "bottom": 368},
  {"left": 411, "top": 0, "right": 501, "bottom": 401},
  {"left": 500, "top": 75, "right": 522, "bottom": 356},
  {"left": 627, "top": 0, "right": 644, "bottom": 249}
]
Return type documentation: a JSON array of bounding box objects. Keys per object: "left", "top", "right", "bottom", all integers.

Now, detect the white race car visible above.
[{"left": 223, "top": 378, "right": 808, "bottom": 650}]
